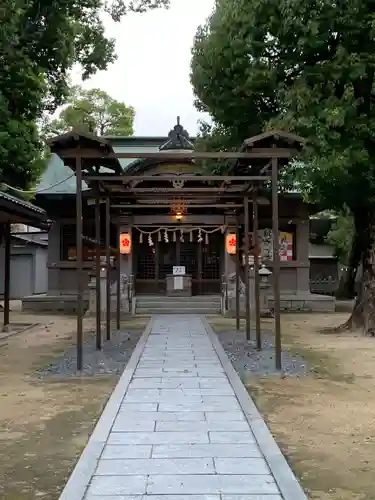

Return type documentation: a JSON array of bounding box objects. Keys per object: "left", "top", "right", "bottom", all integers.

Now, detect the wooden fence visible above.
[{"left": 309, "top": 277, "right": 338, "bottom": 296}]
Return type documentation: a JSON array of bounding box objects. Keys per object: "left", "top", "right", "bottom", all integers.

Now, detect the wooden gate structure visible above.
[{"left": 47, "top": 129, "right": 305, "bottom": 371}]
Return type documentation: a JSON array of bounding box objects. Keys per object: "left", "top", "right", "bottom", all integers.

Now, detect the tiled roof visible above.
[
  {"left": 0, "top": 191, "right": 46, "bottom": 215},
  {"left": 36, "top": 154, "right": 88, "bottom": 194}
]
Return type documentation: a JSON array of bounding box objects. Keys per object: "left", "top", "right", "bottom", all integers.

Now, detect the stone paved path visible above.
[{"left": 78, "top": 315, "right": 305, "bottom": 500}]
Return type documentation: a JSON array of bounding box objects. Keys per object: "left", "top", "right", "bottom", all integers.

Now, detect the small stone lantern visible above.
[
  {"left": 259, "top": 265, "right": 272, "bottom": 283},
  {"left": 258, "top": 265, "right": 272, "bottom": 316},
  {"left": 87, "top": 257, "right": 109, "bottom": 317}
]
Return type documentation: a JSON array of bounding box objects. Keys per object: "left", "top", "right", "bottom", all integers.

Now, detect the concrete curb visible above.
[
  {"left": 202, "top": 317, "right": 308, "bottom": 500},
  {"left": 58, "top": 317, "right": 154, "bottom": 500}
]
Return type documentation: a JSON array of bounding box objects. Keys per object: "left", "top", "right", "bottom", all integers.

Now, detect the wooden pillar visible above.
[
  {"left": 76, "top": 156, "right": 84, "bottom": 370},
  {"left": 3, "top": 223, "right": 11, "bottom": 332},
  {"left": 155, "top": 238, "right": 160, "bottom": 293},
  {"left": 253, "top": 196, "right": 261, "bottom": 349},
  {"left": 272, "top": 157, "right": 282, "bottom": 370},
  {"left": 244, "top": 196, "right": 251, "bottom": 341},
  {"left": 198, "top": 241, "right": 203, "bottom": 295},
  {"left": 95, "top": 196, "right": 101, "bottom": 350},
  {"left": 176, "top": 236, "right": 181, "bottom": 265},
  {"left": 105, "top": 197, "right": 111, "bottom": 341},
  {"left": 235, "top": 216, "right": 240, "bottom": 331},
  {"left": 116, "top": 223, "right": 121, "bottom": 330}
]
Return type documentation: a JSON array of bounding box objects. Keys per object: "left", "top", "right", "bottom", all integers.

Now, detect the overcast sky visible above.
[{"left": 72, "top": 0, "right": 214, "bottom": 137}]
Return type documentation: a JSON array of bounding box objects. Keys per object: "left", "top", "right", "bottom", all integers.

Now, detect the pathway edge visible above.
[
  {"left": 202, "top": 316, "right": 308, "bottom": 500},
  {"left": 58, "top": 317, "right": 154, "bottom": 500}
]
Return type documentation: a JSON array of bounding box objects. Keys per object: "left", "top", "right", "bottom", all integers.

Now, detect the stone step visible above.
[
  {"left": 135, "top": 294, "right": 221, "bottom": 315},
  {"left": 137, "top": 303, "right": 220, "bottom": 310},
  {"left": 136, "top": 297, "right": 221, "bottom": 306},
  {"left": 136, "top": 295, "right": 221, "bottom": 303},
  {"left": 136, "top": 307, "right": 220, "bottom": 314},
  {"left": 137, "top": 301, "right": 220, "bottom": 308}
]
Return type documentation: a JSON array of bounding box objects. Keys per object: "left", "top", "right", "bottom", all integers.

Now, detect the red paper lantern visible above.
[
  {"left": 226, "top": 233, "right": 237, "bottom": 255},
  {"left": 119, "top": 232, "right": 132, "bottom": 255}
]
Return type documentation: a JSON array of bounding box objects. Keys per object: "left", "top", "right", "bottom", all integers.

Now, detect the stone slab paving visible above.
[{"left": 60, "top": 315, "right": 307, "bottom": 500}]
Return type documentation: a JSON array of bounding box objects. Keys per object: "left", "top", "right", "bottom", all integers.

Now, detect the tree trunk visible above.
[
  {"left": 335, "top": 210, "right": 366, "bottom": 298},
  {"left": 343, "top": 211, "right": 375, "bottom": 333}
]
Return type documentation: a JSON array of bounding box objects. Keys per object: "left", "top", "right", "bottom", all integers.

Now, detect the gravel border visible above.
[
  {"left": 58, "top": 319, "right": 153, "bottom": 500},
  {"left": 35, "top": 327, "right": 145, "bottom": 378},
  {"left": 203, "top": 317, "right": 309, "bottom": 500},
  {"left": 211, "top": 325, "right": 309, "bottom": 378}
]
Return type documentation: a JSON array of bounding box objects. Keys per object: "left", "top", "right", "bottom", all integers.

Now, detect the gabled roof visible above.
[
  {"left": 244, "top": 130, "right": 306, "bottom": 147},
  {"left": 47, "top": 129, "right": 123, "bottom": 174},
  {"left": 47, "top": 129, "right": 112, "bottom": 151},
  {"left": 159, "top": 117, "right": 194, "bottom": 151},
  {"left": 36, "top": 154, "right": 88, "bottom": 194}
]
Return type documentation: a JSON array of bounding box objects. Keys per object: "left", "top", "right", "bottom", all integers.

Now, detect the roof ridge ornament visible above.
[{"left": 159, "top": 116, "right": 195, "bottom": 151}]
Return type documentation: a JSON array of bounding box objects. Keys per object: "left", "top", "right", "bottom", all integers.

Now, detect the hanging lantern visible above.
[
  {"left": 119, "top": 232, "right": 132, "bottom": 255},
  {"left": 226, "top": 233, "right": 237, "bottom": 255}
]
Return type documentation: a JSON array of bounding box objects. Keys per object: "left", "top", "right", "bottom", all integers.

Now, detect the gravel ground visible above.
[
  {"left": 213, "top": 327, "right": 309, "bottom": 378},
  {"left": 35, "top": 327, "right": 144, "bottom": 378}
]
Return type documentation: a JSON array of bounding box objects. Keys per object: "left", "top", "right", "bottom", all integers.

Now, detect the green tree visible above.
[
  {"left": 0, "top": 0, "right": 168, "bottom": 190},
  {"left": 326, "top": 211, "right": 354, "bottom": 265},
  {"left": 191, "top": 0, "right": 375, "bottom": 330},
  {"left": 43, "top": 86, "right": 135, "bottom": 137},
  {"left": 191, "top": 0, "right": 281, "bottom": 149}
]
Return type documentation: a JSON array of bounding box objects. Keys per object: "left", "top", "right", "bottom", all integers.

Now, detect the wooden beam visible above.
[
  {"left": 244, "top": 197, "right": 251, "bottom": 341},
  {"left": 272, "top": 157, "right": 282, "bottom": 370},
  {"left": 104, "top": 188, "right": 252, "bottom": 194},
  {"left": 95, "top": 196, "right": 101, "bottom": 351},
  {"left": 111, "top": 204, "right": 243, "bottom": 209},
  {"left": 55, "top": 148, "right": 298, "bottom": 160},
  {"left": 83, "top": 175, "right": 270, "bottom": 182},
  {"left": 76, "top": 156, "right": 84, "bottom": 371},
  {"left": 105, "top": 197, "right": 111, "bottom": 341},
  {"left": 253, "top": 196, "right": 261, "bottom": 350}
]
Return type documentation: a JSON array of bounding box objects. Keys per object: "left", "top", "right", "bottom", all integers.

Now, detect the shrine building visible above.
[{"left": 26, "top": 120, "right": 335, "bottom": 314}]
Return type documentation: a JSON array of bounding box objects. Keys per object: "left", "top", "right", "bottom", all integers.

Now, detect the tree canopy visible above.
[
  {"left": 326, "top": 210, "right": 354, "bottom": 265},
  {"left": 191, "top": 0, "right": 280, "bottom": 145},
  {"left": 191, "top": 0, "right": 375, "bottom": 327},
  {"left": 0, "top": 0, "right": 168, "bottom": 190},
  {"left": 43, "top": 86, "right": 135, "bottom": 137}
]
